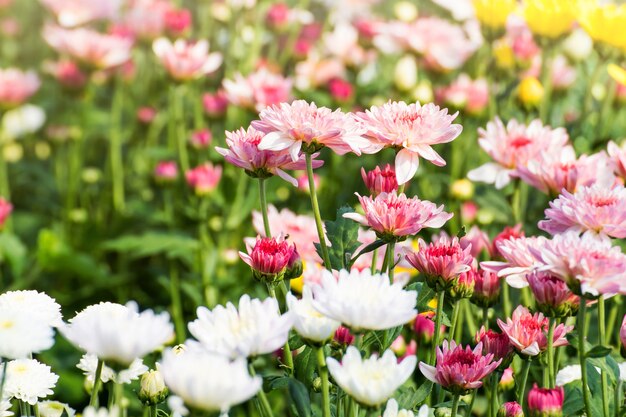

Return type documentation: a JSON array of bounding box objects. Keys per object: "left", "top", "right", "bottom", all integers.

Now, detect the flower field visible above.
[{"left": 2, "top": 0, "right": 626, "bottom": 416}]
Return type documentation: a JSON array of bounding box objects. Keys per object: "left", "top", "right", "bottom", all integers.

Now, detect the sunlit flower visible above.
[
  {"left": 1, "top": 359, "right": 58, "bottom": 404},
  {"left": 239, "top": 235, "right": 300, "bottom": 283},
  {"left": 311, "top": 269, "right": 417, "bottom": 331},
  {"left": 436, "top": 74, "right": 489, "bottom": 115},
  {"left": 523, "top": 0, "right": 575, "bottom": 39},
  {"left": 497, "top": 305, "right": 572, "bottom": 356},
  {"left": 160, "top": 347, "right": 261, "bottom": 414},
  {"left": 472, "top": 0, "right": 516, "bottom": 30},
  {"left": 419, "top": 340, "right": 501, "bottom": 394},
  {"left": 0, "top": 69, "right": 40, "bottom": 107},
  {"left": 482, "top": 236, "right": 546, "bottom": 288},
  {"left": 286, "top": 286, "right": 340, "bottom": 344},
  {"left": 527, "top": 384, "right": 564, "bottom": 417},
  {"left": 77, "top": 353, "right": 148, "bottom": 384},
  {"left": 164, "top": 8, "right": 192, "bottom": 36},
  {"left": 188, "top": 294, "right": 293, "bottom": 358},
  {"left": 153, "top": 38, "right": 222, "bottom": 81},
  {"left": 39, "top": 0, "right": 121, "bottom": 27},
  {"left": 223, "top": 68, "right": 292, "bottom": 112},
  {"left": 608, "top": 140, "right": 626, "bottom": 179},
  {"left": 0, "top": 290, "right": 62, "bottom": 327},
  {"left": 122, "top": 0, "right": 172, "bottom": 40},
  {"left": 138, "top": 368, "right": 168, "bottom": 405},
  {"left": 0, "top": 307, "right": 55, "bottom": 359},
  {"left": 185, "top": 163, "right": 222, "bottom": 195},
  {"left": 327, "top": 346, "right": 416, "bottom": 406},
  {"left": 578, "top": 2, "right": 626, "bottom": 51},
  {"left": 0, "top": 401, "right": 12, "bottom": 417},
  {"left": 526, "top": 271, "right": 579, "bottom": 318},
  {"left": 154, "top": 161, "right": 178, "bottom": 182},
  {"left": 355, "top": 101, "right": 462, "bottom": 184},
  {"left": 361, "top": 164, "right": 398, "bottom": 196}
]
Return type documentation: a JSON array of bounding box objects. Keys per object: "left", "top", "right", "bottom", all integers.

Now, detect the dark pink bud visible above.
[
  {"left": 498, "top": 401, "right": 524, "bottom": 417},
  {"left": 328, "top": 78, "right": 353, "bottom": 102},
  {"left": 333, "top": 326, "right": 354, "bottom": 346},
  {"left": 165, "top": 9, "right": 192, "bottom": 36},
  {"left": 54, "top": 61, "right": 87, "bottom": 90},
  {"left": 475, "top": 326, "right": 513, "bottom": 367},
  {"left": 239, "top": 236, "right": 297, "bottom": 283},
  {"left": 361, "top": 164, "right": 398, "bottom": 196},
  {"left": 527, "top": 384, "right": 564, "bottom": 417},
  {"left": 471, "top": 268, "right": 501, "bottom": 307},
  {"left": 154, "top": 161, "right": 178, "bottom": 183},
  {"left": 203, "top": 91, "right": 228, "bottom": 117},
  {"left": 266, "top": 3, "right": 290, "bottom": 29},
  {"left": 190, "top": 129, "right": 212, "bottom": 149},
  {"left": 137, "top": 107, "right": 157, "bottom": 124}
]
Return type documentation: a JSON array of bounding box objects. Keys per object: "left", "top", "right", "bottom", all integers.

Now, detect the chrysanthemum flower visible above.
[
  {"left": 327, "top": 346, "right": 416, "bottom": 407},
  {"left": 523, "top": 0, "right": 575, "bottom": 39},
  {"left": 475, "top": 327, "right": 514, "bottom": 367},
  {"left": 355, "top": 101, "right": 462, "bottom": 184},
  {"left": 0, "top": 308, "right": 55, "bottom": 359},
  {"left": 383, "top": 398, "right": 430, "bottom": 417},
  {"left": 185, "top": 163, "right": 222, "bottom": 195},
  {"left": 77, "top": 353, "right": 148, "bottom": 385},
  {"left": 0, "top": 69, "right": 40, "bottom": 107},
  {"left": 482, "top": 236, "right": 547, "bottom": 288},
  {"left": 286, "top": 286, "right": 340, "bottom": 344},
  {"left": 1, "top": 359, "right": 59, "bottom": 405},
  {"left": 0, "top": 198, "right": 11, "bottom": 229},
  {"left": 361, "top": 164, "right": 398, "bottom": 196},
  {"left": 39, "top": 0, "right": 120, "bottom": 28},
  {"left": 216, "top": 126, "right": 322, "bottom": 186},
  {"left": 470, "top": 268, "right": 501, "bottom": 308},
  {"left": 61, "top": 302, "right": 174, "bottom": 366},
  {"left": 497, "top": 306, "right": 572, "bottom": 356},
  {"left": 526, "top": 271, "right": 579, "bottom": 318},
  {"left": 160, "top": 347, "right": 261, "bottom": 414},
  {"left": 0, "top": 401, "right": 12, "bottom": 417},
  {"left": 223, "top": 68, "right": 292, "bottom": 112},
  {"left": 344, "top": 192, "right": 452, "bottom": 242},
  {"left": 187, "top": 294, "right": 293, "bottom": 358},
  {"left": 419, "top": 340, "right": 502, "bottom": 394},
  {"left": 608, "top": 140, "right": 626, "bottom": 179},
  {"left": 152, "top": 38, "right": 222, "bottom": 81},
  {"left": 311, "top": 269, "right": 417, "bottom": 331},
  {"left": 0, "top": 290, "right": 62, "bottom": 327},
  {"left": 239, "top": 235, "right": 301, "bottom": 283},
  {"left": 472, "top": 0, "right": 516, "bottom": 30},
  {"left": 499, "top": 402, "right": 524, "bottom": 417},
  {"left": 527, "top": 384, "right": 564, "bottom": 417},
  {"left": 577, "top": 2, "right": 626, "bottom": 50},
  {"left": 37, "top": 402, "right": 75, "bottom": 417},
  {"left": 620, "top": 315, "right": 626, "bottom": 353}
]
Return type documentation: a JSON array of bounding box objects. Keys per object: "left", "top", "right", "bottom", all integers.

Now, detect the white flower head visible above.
[
  {"left": 311, "top": 269, "right": 417, "bottom": 331},
  {"left": 0, "top": 307, "right": 55, "bottom": 359},
  {"left": 2, "top": 104, "right": 46, "bottom": 140},
  {"left": 0, "top": 290, "right": 62, "bottom": 327},
  {"left": 61, "top": 302, "right": 174, "bottom": 366},
  {"left": 0, "top": 400, "right": 13, "bottom": 417},
  {"left": 286, "top": 286, "right": 340, "bottom": 343},
  {"left": 38, "top": 401, "right": 76, "bottom": 417},
  {"left": 383, "top": 399, "right": 430, "bottom": 417},
  {"left": 160, "top": 347, "right": 261, "bottom": 413},
  {"left": 77, "top": 353, "right": 148, "bottom": 385},
  {"left": 1, "top": 359, "right": 58, "bottom": 405},
  {"left": 81, "top": 407, "right": 118, "bottom": 417},
  {"left": 327, "top": 347, "right": 416, "bottom": 406},
  {"left": 188, "top": 294, "right": 293, "bottom": 358},
  {"left": 167, "top": 396, "right": 189, "bottom": 417},
  {"left": 619, "top": 362, "right": 626, "bottom": 382}
]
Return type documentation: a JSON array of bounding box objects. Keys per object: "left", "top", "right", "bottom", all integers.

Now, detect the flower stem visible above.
[
  {"left": 448, "top": 300, "right": 460, "bottom": 343},
  {"left": 169, "top": 262, "right": 185, "bottom": 343},
  {"left": 450, "top": 395, "right": 461, "bottom": 417},
  {"left": 370, "top": 248, "right": 378, "bottom": 273},
  {"left": 249, "top": 363, "right": 274, "bottom": 417},
  {"left": 149, "top": 405, "right": 157, "bottom": 417},
  {"left": 305, "top": 153, "right": 331, "bottom": 270},
  {"left": 89, "top": 359, "right": 104, "bottom": 407},
  {"left": 430, "top": 290, "right": 445, "bottom": 365},
  {"left": 490, "top": 372, "right": 500, "bottom": 417},
  {"left": 171, "top": 85, "right": 189, "bottom": 173},
  {"left": 483, "top": 306, "right": 489, "bottom": 329},
  {"left": 348, "top": 398, "right": 359, "bottom": 417},
  {"left": 0, "top": 360, "right": 7, "bottom": 403},
  {"left": 258, "top": 178, "right": 272, "bottom": 237},
  {"left": 501, "top": 282, "right": 512, "bottom": 321},
  {"left": 539, "top": 45, "right": 554, "bottom": 123},
  {"left": 267, "top": 284, "right": 293, "bottom": 374},
  {"left": 316, "top": 346, "right": 331, "bottom": 417},
  {"left": 517, "top": 358, "right": 531, "bottom": 409},
  {"left": 110, "top": 76, "right": 125, "bottom": 213},
  {"left": 599, "top": 296, "right": 610, "bottom": 417},
  {"left": 384, "top": 242, "right": 395, "bottom": 282},
  {"left": 547, "top": 317, "right": 555, "bottom": 388},
  {"left": 578, "top": 300, "right": 593, "bottom": 417}
]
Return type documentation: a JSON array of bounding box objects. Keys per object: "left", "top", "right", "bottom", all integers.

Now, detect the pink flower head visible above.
[
  {"left": 0, "top": 69, "right": 40, "bottom": 107},
  {"left": 333, "top": 326, "right": 354, "bottom": 346},
  {"left": 185, "top": 163, "right": 222, "bottom": 195},
  {"left": 123, "top": 0, "right": 171, "bottom": 41},
  {"left": 360, "top": 164, "right": 398, "bottom": 196},
  {"left": 154, "top": 161, "right": 178, "bottom": 182},
  {"left": 526, "top": 271, "right": 579, "bottom": 318},
  {"left": 419, "top": 340, "right": 502, "bottom": 394},
  {"left": 266, "top": 3, "right": 289, "bottom": 29},
  {"left": 202, "top": 91, "right": 228, "bottom": 117},
  {"left": 608, "top": 141, "right": 626, "bottom": 179},
  {"left": 223, "top": 68, "right": 292, "bottom": 112},
  {"left": 40, "top": 0, "right": 121, "bottom": 28},
  {"left": 471, "top": 268, "right": 501, "bottom": 308},
  {"left": 499, "top": 402, "right": 524, "bottom": 417},
  {"left": 0, "top": 197, "right": 12, "bottom": 229},
  {"left": 43, "top": 25, "right": 133, "bottom": 69},
  {"left": 462, "top": 225, "right": 491, "bottom": 258},
  {"left": 529, "top": 231, "right": 626, "bottom": 297},
  {"left": 497, "top": 305, "right": 573, "bottom": 357},
  {"left": 437, "top": 74, "right": 489, "bottom": 115},
  {"left": 254, "top": 100, "right": 374, "bottom": 160},
  {"left": 344, "top": 192, "right": 453, "bottom": 242},
  {"left": 539, "top": 184, "right": 626, "bottom": 238},
  {"left": 467, "top": 118, "right": 569, "bottom": 189},
  {"left": 137, "top": 106, "right": 157, "bottom": 124},
  {"left": 491, "top": 224, "right": 524, "bottom": 258},
  {"left": 164, "top": 9, "right": 192, "bottom": 36},
  {"left": 449, "top": 269, "right": 476, "bottom": 300},
  {"left": 355, "top": 101, "right": 462, "bottom": 184},
  {"left": 216, "top": 126, "right": 323, "bottom": 186},
  {"left": 475, "top": 326, "right": 513, "bottom": 367},
  {"left": 481, "top": 236, "right": 546, "bottom": 289},
  {"left": 152, "top": 38, "right": 222, "bottom": 81},
  {"left": 413, "top": 312, "right": 437, "bottom": 342},
  {"left": 189, "top": 129, "right": 212, "bottom": 149},
  {"left": 527, "top": 384, "right": 564, "bottom": 417},
  {"left": 328, "top": 78, "right": 354, "bottom": 102},
  {"left": 239, "top": 235, "right": 299, "bottom": 283},
  {"left": 620, "top": 315, "right": 626, "bottom": 354},
  {"left": 45, "top": 60, "right": 87, "bottom": 91},
  {"left": 406, "top": 235, "right": 474, "bottom": 291},
  {"left": 499, "top": 367, "right": 515, "bottom": 390}
]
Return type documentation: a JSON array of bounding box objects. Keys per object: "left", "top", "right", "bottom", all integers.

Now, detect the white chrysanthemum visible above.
[
  {"left": 383, "top": 399, "right": 431, "bottom": 417},
  {"left": 0, "top": 401, "right": 13, "bottom": 417},
  {"left": 311, "top": 269, "right": 417, "bottom": 331},
  {"left": 160, "top": 347, "right": 261, "bottom": 413},
  {"left": 61, "top": 302, "right": 174, "bottom": 366},
  {"left": 619, "top": 362, "right": 626, "bottom": 382},
  {"left": 167, "top": 396, "right": 189, "bottom": 417},
  {"left": 0, "top": 308, "right": 55, "bottom": 359},
  {"left": 38, "top": 401, "right": 76, "bottom": 417},
  {"left": 77, "top": 354, "right": 148, "bottom": 384},
  {"left": 556, "top": 364, "right": 603, "bottom": 386},
  {"left": 81, "top": 407, "right": 118, "bottom": 417},
  {"left": 188, "top": 294, "right": 293, "bottom": 358},
  {"left": 327, "top": 347, "right": 416, "bottom": 406},
  {"left": 286, "top": 286, "right": 340, "bottom": 343},
  {"left": 2, "top": 104, "right": 46, "bottom": 139},
  {"left": 0, "top": 290, "right": 62, "bottom": 327},
  {"left": 1, "top": 359, "right": 58, "bottom": 405}
]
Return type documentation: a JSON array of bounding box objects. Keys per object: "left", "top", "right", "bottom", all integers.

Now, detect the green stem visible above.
[
  {"left": 169, "top": 263, "right": 185, "bottom": 343},
  {"left": 305, "top": 153, "right": 331, "bottom": 270},
  {"left": 501, "top": 282, "right": 512, "bottom": 321},
  {"left": 249, "top": 363, "right": 274, "bottom": 417},
  {"left": 599, "top": 296, "right": 610, "bottom": 417},
  {"left": 578, "top": 300, "right": 593, "bottom": 417},
  {"left": 316, "top": 346, "right": 331, "bottom": 417},
  {"left": 430, "top": 290, "right": 445, "bottom": 365},
  {"left": 149, "top": 405, "right": 157, "bottom": 417},
  {"left": 89, "top": 359, "right": 104, "bottom": 407},
  {"left": 370, "top": 248, "right": 378, "bottom": 273},
  {"left": 547, "top": 318, "right": 555, "bottom": 388},
  {"left": 171, "top": 85, "right": 189, "bottom": 173},
  {"left": 490, "top": 372, "right": 500, "bottom": 417},
  {"left": 582, "top": 59, "right": 604, "bottom": 127},
  {"left": 385, "top": 242, "right": 395, "bottom": 282},
  {"left": 111, "top": 76, "right": 125, "bottom": 213},
  {"left": 0, "top": 360, "right": 7, "bottom": 403},
  {"left": 450, "top": 395, "right": 460, "bottom": 417},
  {"left": 348, "top": 398, "right": 359, "bottom": 417},
  {"left": 615, "top": 380, "right": 623, "bottom": 417},
  {"left": 483, "top": 306, "right": 489, "bottom": 329},
  {"left": 0, "top": 144, "right": 10, "bottom": 232},
  {"left": 258, "top": 178, "right": 272, "bottom": 237},
  {"left": 448, "top": 300, "right": 460, "bottom": 343},
  {"left": 113, "top": 382, "right": 124, "bottom": 416},
  {"left": 267, "top": 284, "right": 294, "bottom": 374},
  {"left": 539, "top": 46, "right": 554, "bottom": 123},
  {"left": 517, "top": 358, "right": 531, "bottom": 409}
]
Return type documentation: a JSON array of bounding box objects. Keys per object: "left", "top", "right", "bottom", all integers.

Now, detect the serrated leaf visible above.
[
  {"left": 417, "top": 285, "right": 435, "bottom": 311},
  {"left": 586, "top": 345, "right": 613, "bottom": 358},
  {"left": 562, "top": 385, "right": 584, "bottom": 416},
  {"left": 293, "top": 346, "right": 317, "bottom": 387},
  {"left": 395, "top": 382, "right": 433, "bottom": 409},
  {"left": 317, "top": 206, "right": 361, "bottom": 269},
  {"left": 288, "top": 378, "right": 311, "bottom": 417}
]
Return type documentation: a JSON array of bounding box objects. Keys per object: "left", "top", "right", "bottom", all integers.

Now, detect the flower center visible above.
[{"left": 510, "top": 136, "right": 532, "bottom": 148}]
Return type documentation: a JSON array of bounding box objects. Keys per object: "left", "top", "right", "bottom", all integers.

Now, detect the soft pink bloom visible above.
[
  {"left": 0, "top": 18, "right": 19, "bottom": 37},
  {"left": 450, "top": 269, "right": 476, "bottom": 299},
  {"left": 39, "top": 0, "right": 121, "bottom": 27},
  {"left": 295, "top": 55, "right": 346, "bottom": 90},
  {"left": 508, "top": 17, "right": 540, "bottom": 62},
  {"left": 419, "top": 340, "right": 501, "bottom": 394},
  {"left": 0, "top": 197, "right": 12, "bottom": 229},
  {"left": 526, "top": 55, "right": 576, "bottom": 91},
  {"left": 462, "top": 225, "right": 491, "bottom": 258},
  {"left": 471, "top": 268, "right": 501, "bottom": 307},
  {"left": 123, "top": 0, "right": 171, "bottom": 40},
  {"left": 413, "top": 312, "right": 441, "bottom": 343},
  {"left": 360, "top": 164, "right": 398, "bottom": 196},
  {"left": 620, "top": 315, "right": 626, "bottom": 352},
  {"left": 45, "top": 60, "right": 87, "bottom": 91},
  {"left": 405, "top": 235, "right": 473, "bottom": 290},
  {"left": 323, "top": 23, "right": 374, "bottom": 67},
  {"left": 527, "top": 384, "right": 564, "bottom": 417},
  {"left": 499, "top": 402, "right": 524, "bottom": 417},
  {"left": 475, "top": 327, "right": 513, "bottom": 365},
  {"left": 436, "top": 74, "right": 489, "bottom": 115},
  {"left": 491, "top": 224, "right": 525, "bottom": 258},
  {"left": 539, "top": 184, "right": 626, "bottom": 238},
  {"left": 528, "top": 231, "right": 626, "bottom": 297},
  {"left": 0, "top": 69, "right": 40, "bottom": 107},
  {"left": 266, "top": 3, "right": 289, "bottom": 29},
  {"left": 137, "top": 107, "right": 157, "bottom": 124},
  {"left": 333, "top": 326, "right": 354, "bottom": 346},
  {"left": 164, "top": 9, "right": 191, "bottom": 36},
  {"left": 328, "top": 78, "right": 353, "bottom": 102},
  {"left": 526, "top": 271, "right": 579, "bottom": 318},
  {"left": 499, "top": 367, "right": 515, "bottom": 390},
  {"left": 239, "top": 235, "right": 298, "bottom": 282},
  {"left": 467, "top": 118, "right": 569, "bottom": 189},
  {"left": 482, "top": 236, "right": 545, "bottom": 288},
  {"left": 344, "top": 192, "right": 452, "bottom": 241},
  {"left": 189, "top": 129, "right": 212, "bottom": 149},
  {"left": 223, "top": 68, "right": 292, "bottom": 112},
  {"left": 154, "top": 161, "right": 178, "bottom": 182},
  {"left": 202, "top": 91, "right": 228, "bottom": 117},
  {"left": 497, "top": 305, "right": 573, "bottom": 356},
  {"left": 215, "top": 126, "right": 323, "bottom": 186},
  {"left": 43, "top": 25, "right": 133, "bottom": 69},
  {"left": 461, "top": 201, "right": 478, "bottom": 223},
  {"left": 296, "top": 172, "right": 320, "bottom": 193},
  {"left": 152, "top": 38, "right": 222, "bottom": 81},
  {"left": 355, "top": 101, "right": 462, "bottom": 184},
  {"left": 254, "top": 100, "right": 373, "bottom": 160},
  {"left": 608, "top": 140, "right": 626, "bottom": 179},
  {"left": 185, "top": 163, "right": 222, "bottom": 195}
]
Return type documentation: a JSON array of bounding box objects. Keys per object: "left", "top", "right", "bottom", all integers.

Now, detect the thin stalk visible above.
[
  {"left": 370, "top": 248, "right": 378, "bottom": 274},
  {"left": 578, "top": 300, "right": 593, "bottom": 417},
  {"left": 490, "top": 372, "right": 500, "bottom": 417},
  {"left": 547, "top": 318, "right": 555, "bottom": 388},
  {"left": 385, "top": 242, "right": 395, "bottom": 282},
  {"left": 483, "top": 306, "right": 489, "bottom": 329},
  {"left": 450, "top": 395, "right": 460, "bottom": 417},
  {"left": 517, "top": 358, "right": 531, "bottom": 409},
  {"left": 348, "top": 398, "right": 359, "bottom": 417},
  {"left": 149, "top": 405, "right": 157, "bottom": 417},
  {"left": 0, "top": 360, "right": 7, "bottom": 402},
  {"left": 464, "top": 299, "right": 477, "bottom": 338},
  {"left": 599, "top": 296, "right": 610, "bottom": 417},
  {"left": 582, "top": 59, "right": 604, "bottom": 126},
  {"left": 258, "top": 178, "right": 272, "bottom": 237},
  {"left": 305, "top": 153, "right": 331, "bottom": 270},
  {"left": 110, "top": 76, "right": 125, "bottom": 213},
  {"left": 316, "top": 346, "right": 331, "bottom": 417},
  {"left": 113, "top": 382, "right": 124, "bottom": 417},
  {"left": 448, "top": 300, "right": 460, "bottom": 343},
  {"left": 615, "top": 380, "right": 623, "bottom": 417},
  {"left": 0, "top": 144, "right": 11, "bottom": 232},
  {"left": 539, "top": 46, "right": 554, "bottom": 123},
  {"left": 501, "top": 283, "right": 512, "bottom": 321},
  {"left": 249, "top": 363, "right": 274, "bottom": 417},
  {"left": 89, "top": 359, "right": 104, "bottom": 407},
  {"left": 267, "top": 284, "right": 294, "bottom": 373},
  {"left": 169, "top": 263, "right": 185, "bottom": 343},
  {"left": 430, "top": 291, "right": 445, "bottom": 365},
  {"left": 172, "top": 85, "right": 189, "bottom": 173}
]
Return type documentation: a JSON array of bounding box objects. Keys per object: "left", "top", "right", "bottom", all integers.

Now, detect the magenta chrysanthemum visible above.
[{"left": 526, "top": 271, "right": 580, "bottom": 318}]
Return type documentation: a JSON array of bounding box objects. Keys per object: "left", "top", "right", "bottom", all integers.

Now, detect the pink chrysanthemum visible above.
[
  {"left": 239, "top": 235, "right": 299, "bottom": 283},
  {"left": 152, "top": 38, "right": 222, "bottom": 81},
  {"left": 355, "top": 101, "right": 462, "bottom": 184},
  {"left": 475, "top": 327, "right": 513, "bottom": 366},
  {"left": 539, "top": 184, "right": 626, "bottom": 238},
  {"left": 0, "top": 69, "right": 40, "bottom": 107},
  {"left": 471, "top": 268, "right": 501, "bottom": 308},
  {"left": 223, "top": 68, "right": 292, "bottom": 112},
  {"left": 360, "top": 164, "right": 398, "bottom": 196},
  {"left": 185, "top": 163, "right": 222, "bottom": 195},
  {"left": 467, "top": 118, "right": 569, "bottom": 189},
  {"left": 481, "top": 236, "right": 547, "bottom": 289},
  {"left": 0, "top": 197, "right": 12, "bottom": 229},
  {"left": 497, "top": 306, "right": 573, "bottom": 357},
  {"left": 608, "top": 140, "right": 626, "bottom": 179},
  {"left": 419, "top": 340, "right": 502, "bottom": 394},
  {"left": 620, "top": 315, "right": 626, "bottom": 352},
  {"left": 529, "top": 231, "right": 626, "bottom": 297},
  {"left": 526, "top": 271, "right": 579, "bottom": 318},
  {"left": 40, "top": 0, "right": 120, "bottom": 28},
  {"left": 527, "top": 384, "right": 564, "bottom": 417},
  {"left": 436, "top": 74, "right": 489, "bottom": 115},
  {"left": 343, "top": 192, "right": 452, "bottom": 242},
  {"left": 254, "top": 100, "right": 374, "bottom": 160},
  {"left": 215, "top": 126, "right": 323, "bottom": 186}
]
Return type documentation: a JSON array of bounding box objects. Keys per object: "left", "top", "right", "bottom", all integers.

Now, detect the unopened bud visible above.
[{"left": 138, "top": 370, "right": 169, "bottom": 405}]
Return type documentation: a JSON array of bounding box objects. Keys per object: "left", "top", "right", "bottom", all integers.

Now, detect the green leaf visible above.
[
  {"left": 316, "top": 206, "right": 361, "bottom": 269},
  {"left": 101, "top": 232, "right": 199, "bottom": 267},
  {"left": 264, "top": 375, "right": 290, "bottom": 392},
  {"left": 587, "top": 364, "right": 605, "bottom": 417},
  {"left": 416, "top": 284, "right": 435, "bottom": 311},
  {"left": 0, "top": 233, "right": 27, "bottom": 278},
  {"left": 395, "top": 381, "right": 433, "bottom": 409},
  {"left": 586, "top": 345, "right": 613, "bottom": 358},
  {"left": 288, "top": 378, "right": 311, "bottom": 417},
  {"left": 562, "top": 385, "right": 584, "bottom": 416},
  {"left": 588, "top": 356, "right": 620, "bottom": 384},
  {"left": 293, "top": 346, "right": 317, "bottom": 387},
  {"left": 348, "top": 239, "right": 386, "bottom": 268}
]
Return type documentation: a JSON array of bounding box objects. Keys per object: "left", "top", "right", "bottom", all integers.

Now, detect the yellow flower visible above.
[
  {"left": 493, "top": 40, "right": 515, "bottom": 69},
  {"left": 473, "top": 0, "right": 517, "bottom": 29},
  {"left": 518, "top": 76, "right": 544, "bottom": 107},
  {"left": 524, "top": 0, "right": 576, "bottom": 39},
  {"left": 578, "top": 1, "right": 626, "bottom": 51},
  {"left": 608, "top": 64, "right": 626, "bottom": 87}
]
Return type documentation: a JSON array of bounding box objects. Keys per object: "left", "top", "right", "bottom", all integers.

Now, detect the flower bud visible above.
[
  {"left": 165, "top": 9, "right": 192, "bottom": 37},
  {"left": 475, "top": 327, "right": 514, "bottom": 369},
  {"left": 284, "top": 247, "right": 303, "bottom": 280},
  {"left": 239, "top": 235, "right": 297, "bottom": 284},
  {"left": 266, "top": 3, "right": 290, "bottom": 30},
  {"left": 138, "top": 369, "right": 169, "bottom": 405},
  {"left": 154, "top": 161, "right": 178, "bottom": 183},
  {"left": 333, "top": 326, "right": 354, "bottom": 347},
  {"left": 499, "top": 367, "right": 515, "bottom": 391},
  {"left": 202, "top": 91, "right": 228, "bottom": 118},
  {"left": 518, "top": 77, "right": 544, "bottom": 108},
  {"left": 471, "top": 269, "right": 501, "bottom": 308},
  {"left": 413, "top": 312, "right": 437, "bottom": 343},
  {"left": 620, "top": 315, "right": 626, "bottom": 358},
  {"left": 461, "top": 201, "right": 478, "bottom": 224},
  {"left": 448, "top": 269, "right": 475, "bottom": 300},
  {"left": 394, "top": 55, "right": 418, "bottom": 91},
  {"left": 451, "top": 179, "right": 474, "bottom": 200},
  {"left": 493, "top": 41, "right": 515, "bottom": 70},
  {"left": 137, "top": 107, "right": 157, "bottom": 124},
  {"left": 562, "top": 28, "right": 592, "bottom": 62},
  {"left": 527, "top": 271, "right": 579, "bottom": 318},
  {"left": 189, "top": 129, "right": 212, "bottom": 149},
  {"left": 361, "top": 164, "right": 398, "bottom": 196},
  {"left": 394, "top": 1, "right": 418, "bottom": 22},
  {"left": 328, "top": 78, "right": 353, "bottom": 102},
  {"left": 185, "top": 163, "right": 222, "bottom": 195},
  {"left": 498, "top": 401, "right": 524, "bottom": 417},
  {"left": 527, "top": 384, "right": 564, "bottom": 417},
  {"left": 390, "top": 335, "right": 407, "bottom": 357},
  {"left": 0, "top": 197, "right": 12, "bottom": 230}
]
